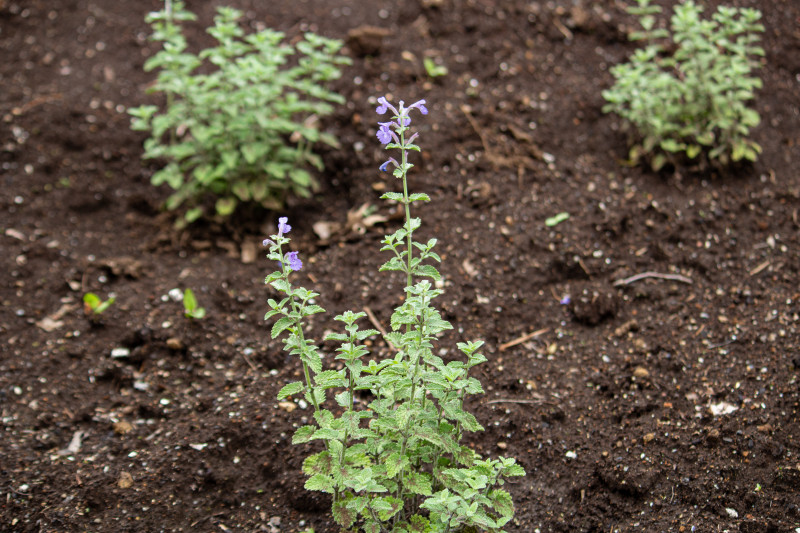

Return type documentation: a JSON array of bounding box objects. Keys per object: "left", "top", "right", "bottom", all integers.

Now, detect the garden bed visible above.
[{"left": 1, "top": 0, "right": 799, "bottom": 531}]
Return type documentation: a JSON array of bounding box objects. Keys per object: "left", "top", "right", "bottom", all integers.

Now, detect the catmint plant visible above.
[
  {"left": 129, "top": 1, "right": 351, "bottom": 223},
  {"left": 263, "top": 98, "right": 524, "bottom": 532},
  {"left": 602, "top": 0, "right": 764, "bottom": 170}
]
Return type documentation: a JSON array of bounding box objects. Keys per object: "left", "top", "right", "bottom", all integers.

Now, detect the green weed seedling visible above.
[
  {"left": 602, "top": 0, "right": 764, "bottom": 170},
  {"left": 423, "top": 57, "right": 448, "bottom": 78},
  {"left": 129, "top": 1, "right": 351, "bottom": 223},
  {"left": 262, "top": 97, "right": 524, "bottom": 533},
  {"left": 182, "top": 288, "right": 206, "bottom": 319},
  {"left": 83, "top": 292, "right": 115, "bottom": 316}
]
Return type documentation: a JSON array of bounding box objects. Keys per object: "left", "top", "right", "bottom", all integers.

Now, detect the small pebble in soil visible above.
[{"left": 110, "top": 347, "right": 130, "bottom": 358}]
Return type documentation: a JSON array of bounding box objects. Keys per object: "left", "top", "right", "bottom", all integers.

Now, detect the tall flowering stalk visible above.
[
  {"left": 262, "top": 97, "right": 524, "bottom": 533},
  {"left": 374, "top": 97, "right": 441, "bottom": 294}
]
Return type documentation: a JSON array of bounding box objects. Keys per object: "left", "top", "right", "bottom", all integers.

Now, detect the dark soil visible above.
[{"left": 2, "top": 0, "right": 800, "bottom": 531}]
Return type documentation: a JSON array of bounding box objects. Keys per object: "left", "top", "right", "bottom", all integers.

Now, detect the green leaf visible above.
[
  {"left": 83, "top": 293, "right": 100, "bottom": 309},
  {"left": 332, "top": 499, "right": 357, "bottom": 528},
  {"left": 545, "top": 212, "right": 570, "bottom": 227},
  {"left": 304, "top": 473, "right": 335, "bottom": 493},
  {"left": 215, "top": 197, "right": 237, "bottom": 216},
  {"left": 185, "top": 207, "right": 204, "bottom": 222},
  {"left": 277, "top": 381, "right": 304, "bottom": 400},
  {"left": 183, "top": 288, "right": 197, "bottom": 311},
  {"left": 302, "top": 451, "right": 333, "bottom": 476},
  {"left": 414, "top": 264, "right": 441, "bottom": 280},
  {"left": 271, "top": 316, "right": 295, "bottom": 338},
  {"left": 385, "top": 452, "right": 409, "bottom": 478},
  {"left": 405, "top": 471, "right": 433, "bottom": 496},
  {"left": 291, "top": 425, "right": 317, "bottom": 444},
  {"left": 380, "top": 192, "right": 405, "bottom": 202}
]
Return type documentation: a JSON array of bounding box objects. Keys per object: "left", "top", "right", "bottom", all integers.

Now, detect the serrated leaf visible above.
[
  {"left": 304, "top": 473, "right": 335, "bottom": 493},
  {"left": 373, "top": 496, "right": 403, "bottom": 521},
  {"left": 407, "top": 192, "right": 430, "bottom": 202},
  {"left": 332, "top": 499, "right": 357, "bottom": 528},
  {"left": 380, "top": 192, "right": 405, "bottom": 202},
  {"left": 303, "top": 451, "right": 333, "bottom": 476},
  {"left": 385, "top": 452, "right": 409, "bottom": 478},
  {"left": 271, "top": 316, "right": 295, "bottom": 338},
  {"left": 488, "top": 489, "right": 514, "bottom": 517},
  {"left": 277, "top": 381, "right": 304, "bottom": 400},
  {"left": 414, "top": 264, "right": 441, "bottom": 280},
  {"left": 292, "top": 425, "right": 317, "bottom": 444},
  {"left": 313, "top": 427, "right": 343, "bottom": 441},
  {"left": 405, "top": 471, "right": 433, "bottom": 496}
]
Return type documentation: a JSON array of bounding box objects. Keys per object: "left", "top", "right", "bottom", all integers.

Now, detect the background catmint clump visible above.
[
  {"left": 129, "top": 1, "right": 351, "bottom": 223},
  {"left": 602, "top": 0, "right": 764, "bottom": 171}
]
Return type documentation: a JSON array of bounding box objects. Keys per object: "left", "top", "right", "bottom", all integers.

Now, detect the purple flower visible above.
[
  {"left": 407, "top": 99, "right": 428, "bottom": 115},
  {"left": 560, "top": 295, "right": 571, "bottom": 305},
  {"left": 286, "top": 251, "right": 302, "bottom": 271},
  {"left": 376, "top": 123, "right": 393, "bottom": 145},
  {"left": 278, "top": 217, "right": 291, "bottom": 235},
  {"left": 376, "top": 96, "right": 398, "bottom": 116},
  {"left": 262, "top": 238, "right": 274, "bottom": 247}
]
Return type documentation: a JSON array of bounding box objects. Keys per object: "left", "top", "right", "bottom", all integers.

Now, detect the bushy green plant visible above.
[
  {"left": 602, "top": 0, "right": 764, "bottom": 170},
  {"left": 262, "top": 97, "right": 524, "bottom": 532},
  {"left": 129, "top": 2, "right": 351, "bottom": 222}
]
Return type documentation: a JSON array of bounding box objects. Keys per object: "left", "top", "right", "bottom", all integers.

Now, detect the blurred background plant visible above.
[
  {"left": 602, "top": 0, "right": 764, "bottom": 171},
  {"left": 129, "top": 1, "right": 351, "bottom": 223}
]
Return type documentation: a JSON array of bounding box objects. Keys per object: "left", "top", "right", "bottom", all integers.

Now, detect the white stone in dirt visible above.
[
  {"left": 725, "top": 508, "right": 738, "bottom": 518},
  {"left": 110, "top": 347, "right": 130, "bottom": 358},
  {"left": 709, "top": 402, "right": 738, "bottom": 416},
  {"left": 168, "top": 288, "right": 183, "bottom": 302}
]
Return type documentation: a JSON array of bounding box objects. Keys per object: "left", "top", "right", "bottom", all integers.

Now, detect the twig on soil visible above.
[
  {"left": 364, "top": 306, "right": 396, "bottom": 352},
  {"left": 612, "top": 271, "right": 693, "bottom": 286},
  {"left": 242, "top": 352, "right": 259, "bottom": 379},
  {"left": 748, "top": 260, "right": 770, "bottom": 277},
  {"left": 498, "top": 327, "right": 549, "bottom": 352},
  {"left": 486, "top": 396, "right": 549, "bottom": 405}
]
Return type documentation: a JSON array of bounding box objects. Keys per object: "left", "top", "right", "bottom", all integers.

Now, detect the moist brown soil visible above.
[{"left": 2, "top": 0, "right": 800, "bottom": 531}]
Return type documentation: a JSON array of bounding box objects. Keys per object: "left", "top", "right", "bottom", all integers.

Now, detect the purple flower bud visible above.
[
  {"left": 262, "top": 238, "right": 274, "bottom": 247},
  {"left": 278, "top": 217, "right": 291, "bottom": 235},
  {"left": 286, "top": 251, "right": 303, "bottom": 271},
  {"left": 379, "top": 157, "right": 398, "bottom": 172},
  {"left": 376, "top": 123, "right": 393, "bottom": 145}
]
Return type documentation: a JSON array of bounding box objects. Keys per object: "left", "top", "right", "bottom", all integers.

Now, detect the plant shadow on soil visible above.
[{"left": 1, "top": 0, "right": 800, "bottom": 531}]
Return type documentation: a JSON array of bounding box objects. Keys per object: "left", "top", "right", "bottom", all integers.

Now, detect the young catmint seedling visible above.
[
  {"left": 263, "top": 99, "right": 524, "bottom": 532},
  {"left": 129, "top": 1, "right": 351, "bottom": 223},
  {"left": 602, "top": 0, "right": 764, "bottom": 170}
]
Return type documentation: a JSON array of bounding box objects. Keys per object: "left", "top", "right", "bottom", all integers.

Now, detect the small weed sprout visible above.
[
  {"left": 602, "top": 0, "right": 764, "bottom": 170},
  {"left": 423, "top": 57, "right": 448, "bottom": 78},
  {"left": 83, "top": 293, "right": 115, "bottom": 316},
  {"left": 129, "top": 1, "right": 351, "bottom": 222},
  {"left": 182, "top": 288, "right": 206, "bottom": 319},
  {"left": 263, "top": 98, "right": 524, "bottom": 532}
]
